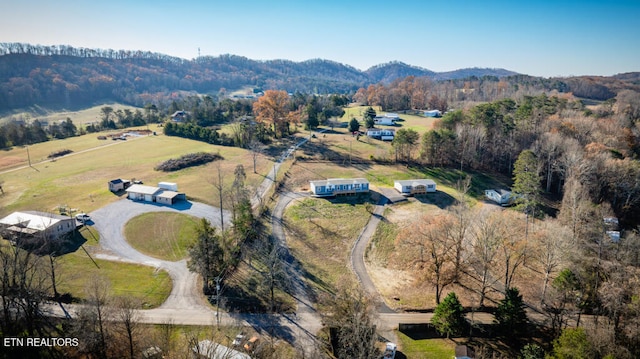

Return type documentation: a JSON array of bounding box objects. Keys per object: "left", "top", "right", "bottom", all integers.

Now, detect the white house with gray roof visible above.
[
  {"left": 309, "top": 178, "right": 370, "bottom": 197},
  {"left": 394, "top": 179, "right": 436, "bottom": 196},
  {"left": 0, "top": 211, "right": 76, "bottom": 240}
]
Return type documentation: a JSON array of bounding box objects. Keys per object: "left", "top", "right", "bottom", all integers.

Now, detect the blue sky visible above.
[{"left": 1, "top": 0, "right": 638, "bottom": 77}]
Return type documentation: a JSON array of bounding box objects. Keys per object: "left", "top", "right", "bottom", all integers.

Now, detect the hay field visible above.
[{"left": 0, "top": 104, "right": 141, "bottom": 127}]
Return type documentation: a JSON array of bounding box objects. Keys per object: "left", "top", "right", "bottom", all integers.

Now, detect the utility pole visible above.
[{"left": 216, "top": 276, "right": 221, "bottom": 327}]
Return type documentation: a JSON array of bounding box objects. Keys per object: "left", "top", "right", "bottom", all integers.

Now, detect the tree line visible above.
[{"left": 1, "top": 43, "right": 631, "bottom": 114}]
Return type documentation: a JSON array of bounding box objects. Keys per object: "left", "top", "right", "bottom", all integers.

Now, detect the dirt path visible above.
[{"left": 350, "top": 193, "right": 395, "bottom": 313}]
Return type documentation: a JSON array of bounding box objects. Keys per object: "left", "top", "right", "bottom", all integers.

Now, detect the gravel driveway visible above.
[{"left": 90, "top": 198, "right": 230, "bottom": 311}]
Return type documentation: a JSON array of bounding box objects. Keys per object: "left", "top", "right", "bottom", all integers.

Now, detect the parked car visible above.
[
  {"left": 383, "top": 342, "right": 396, "bottom": 359},
  {"left": 75, "top": 213, "right": 91, "bottom": 222}
]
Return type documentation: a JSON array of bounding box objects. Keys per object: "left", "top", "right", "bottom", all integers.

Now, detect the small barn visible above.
[
  {"left": 309, "top": 178, "right": 370, "bottom": 197},
  {"left": 394, "top": 179, "right": 436, "bottom": 195},
  {"left": 108, "top": 178, "right": 131, "bottom": 192}
]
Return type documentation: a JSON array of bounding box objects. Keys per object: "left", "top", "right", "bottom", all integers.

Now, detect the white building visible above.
[
  {"left": 366, "top": 128, "right": 395, "bottom": 141},
  {"left": 309, "top": 178, "right": 370, "bottom": 197},
  {"left": 424, "top": 110, "right": 442, "bottom": 117},
  {"left": 484, "top": 189, "right": 513, "bottom": 206},
  {"left": 394, "top": 179, "right": 436, "bottom": 195},
  {"left": 0, "top": 211, "right": 76, "bottom": 241},
  {"left": 126, "top": 183, "right": 185, "bottom": 205}
]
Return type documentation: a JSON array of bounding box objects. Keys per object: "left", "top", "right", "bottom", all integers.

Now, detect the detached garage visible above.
[
  {"left": 126, "top": 184, "right": 162, "bottom": 202},
  {"left": 125, "top": 183, "right": 186, "bottom": 205}
]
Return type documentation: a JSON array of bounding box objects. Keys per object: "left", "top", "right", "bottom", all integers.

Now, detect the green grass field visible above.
[
  {"left": 340, "top": 105, "right": 438, "bottom": 135},
  {"left": 0, "top": 129, "right": 275, "bottom": 217},
  {"left": 124, "top": 212, "right": 200, "bottom": 261},
  {"left": 0, "top": 103, "right": 141, "bottom": 127},
  {"left": 396, "top": 331, "right": 456, "bottom": 359},
  {"left": 56, "top": 250, "right": 172, "bottom": 308}
]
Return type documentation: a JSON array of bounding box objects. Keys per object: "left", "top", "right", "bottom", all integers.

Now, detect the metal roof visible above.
[{"left": 126, "top": 184, "right": 162, "bottom": 195}]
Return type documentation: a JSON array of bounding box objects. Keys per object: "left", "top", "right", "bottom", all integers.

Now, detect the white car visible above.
[
  {"left": 75, "top": 213, "right": 91, "bottom": 222},
  {"left": 383, "top": 342, "right": 397, "bottom": 359}
]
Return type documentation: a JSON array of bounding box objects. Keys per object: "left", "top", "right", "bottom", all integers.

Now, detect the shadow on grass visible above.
[
  {"left": 10, "top": 230, "right": 87, "bottom": 256},
  {"left": 414, "top": 190, "right": 456, "bottom": 209}
]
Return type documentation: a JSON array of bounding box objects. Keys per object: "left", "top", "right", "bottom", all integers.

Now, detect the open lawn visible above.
[
  {"left": 56, "top": 249, "right": 172, "bottom": 308},
  {"left": 124, "top": 212, "right": 200, "bottom": 261},
  {"left": 340, "top": 105, "right": 439, "bottom": 135},
  {"left": 0, "top": 227, "right": 172, "bottom": 308},
  {"left": 0, "top": 129, "right": 275, "bottom": 217},
  {"left": 396, "top": 331, "right": 456, "bottom": 359}
]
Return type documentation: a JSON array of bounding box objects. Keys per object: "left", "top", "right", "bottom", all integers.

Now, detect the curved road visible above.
[
  {"left": 349, "top": 192, "right": 395, "bottom": 313},
  {"left": 91, "top": 199, "right": 230, "bottom": 311},
  {"left": 43, "top": 131, "right": 498, "bottom": 352}
]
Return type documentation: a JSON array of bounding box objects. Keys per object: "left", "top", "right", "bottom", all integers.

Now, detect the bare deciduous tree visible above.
[{"left": 114, "top": 295, "right": 141, "bottom": 359}]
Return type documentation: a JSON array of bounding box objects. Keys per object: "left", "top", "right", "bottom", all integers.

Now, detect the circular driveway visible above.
[{"left": 90, "top": 198, "right": 230, "bottom": 310}]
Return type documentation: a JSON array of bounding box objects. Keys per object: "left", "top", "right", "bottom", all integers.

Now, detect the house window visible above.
[{"left": 354, "top": 184, "right": 360, "bottom": 189}]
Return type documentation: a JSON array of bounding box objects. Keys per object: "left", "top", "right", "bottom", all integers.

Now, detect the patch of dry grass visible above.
[{"left": 283, "top": 196, "right": 372, "bottom": 295}]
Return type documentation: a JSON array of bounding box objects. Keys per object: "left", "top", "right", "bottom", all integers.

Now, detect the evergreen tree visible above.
[
  {"left": 431, "top": 292, "right": 466, "bottom": 338},
  {"left": 495, "top": 287, "right": 528, "bottom": 337},
  {"left": 348, "top": 118, "right": 360, "bottom": 133},
  {"left": 363, "top": 106, "right": 376, "bottom": 128},
  {"left": 187, "top": 219, "right": 226, "bottom": 292},
  {"left": 512, "top": 149, "right": 541, "bottom": 216}
]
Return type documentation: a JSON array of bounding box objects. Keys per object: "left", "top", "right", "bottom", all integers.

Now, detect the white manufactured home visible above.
[
  {"left": 309, "top": 178, "right": 370, "bottom": 197},
  {"left": 394, "top": 179, "right": 436, "bottom": 196},
  {"left": 485, "top": 189, "right": 513, "bottom": 206},
  {"left": 366, "top": 128, "right": 395, "bottom": 141}
]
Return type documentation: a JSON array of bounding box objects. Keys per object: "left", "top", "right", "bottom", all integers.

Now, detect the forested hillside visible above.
[{"left": 0, "top": 43, "right": 519, "bottom": 112}]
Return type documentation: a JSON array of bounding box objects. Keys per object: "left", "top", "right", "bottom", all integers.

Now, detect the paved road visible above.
[
  {"left": 91, "top": 199, "right": 230, "bottom": 311},
  {"left": 47, "top": 130, "right": 503, "bottom": 354}
]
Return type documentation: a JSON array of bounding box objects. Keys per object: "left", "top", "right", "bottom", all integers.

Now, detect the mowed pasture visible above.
[
  {"left": 0, "top": 130, "right": 275, "bottom": 217},
  {"left": 0, "top": 103, "right": 141, "bottom": 127},
  {"left": 124, "top": 212, "right": 200, "bottom": 261}
]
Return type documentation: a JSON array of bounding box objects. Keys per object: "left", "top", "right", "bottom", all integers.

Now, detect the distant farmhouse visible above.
[
  {"left": 0, "top": 211, "right": 76, "bottom": 241},
  {"left": 424, "top": 110, "right": 442, "bottom": 117},
  {"left": 394, "top": 179, "right": 436, "bottom": 196},
  {"left": 126, "top": 182, "right": 185, "bottom": 205},
  {"left": 485, "top": 189, "right": 513, "bottom": 206},
  {"left": 374, "top": 113, "right": 399, "bottom": 126},
  {"left": 170, "top": 111, "right": 189, "bottom": 122},
  {"left": 309, "top": 178, "right": 370, "bottom": 197},
  {"left": 366, "top": 128, "right": 395, "bottom": 141}
]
